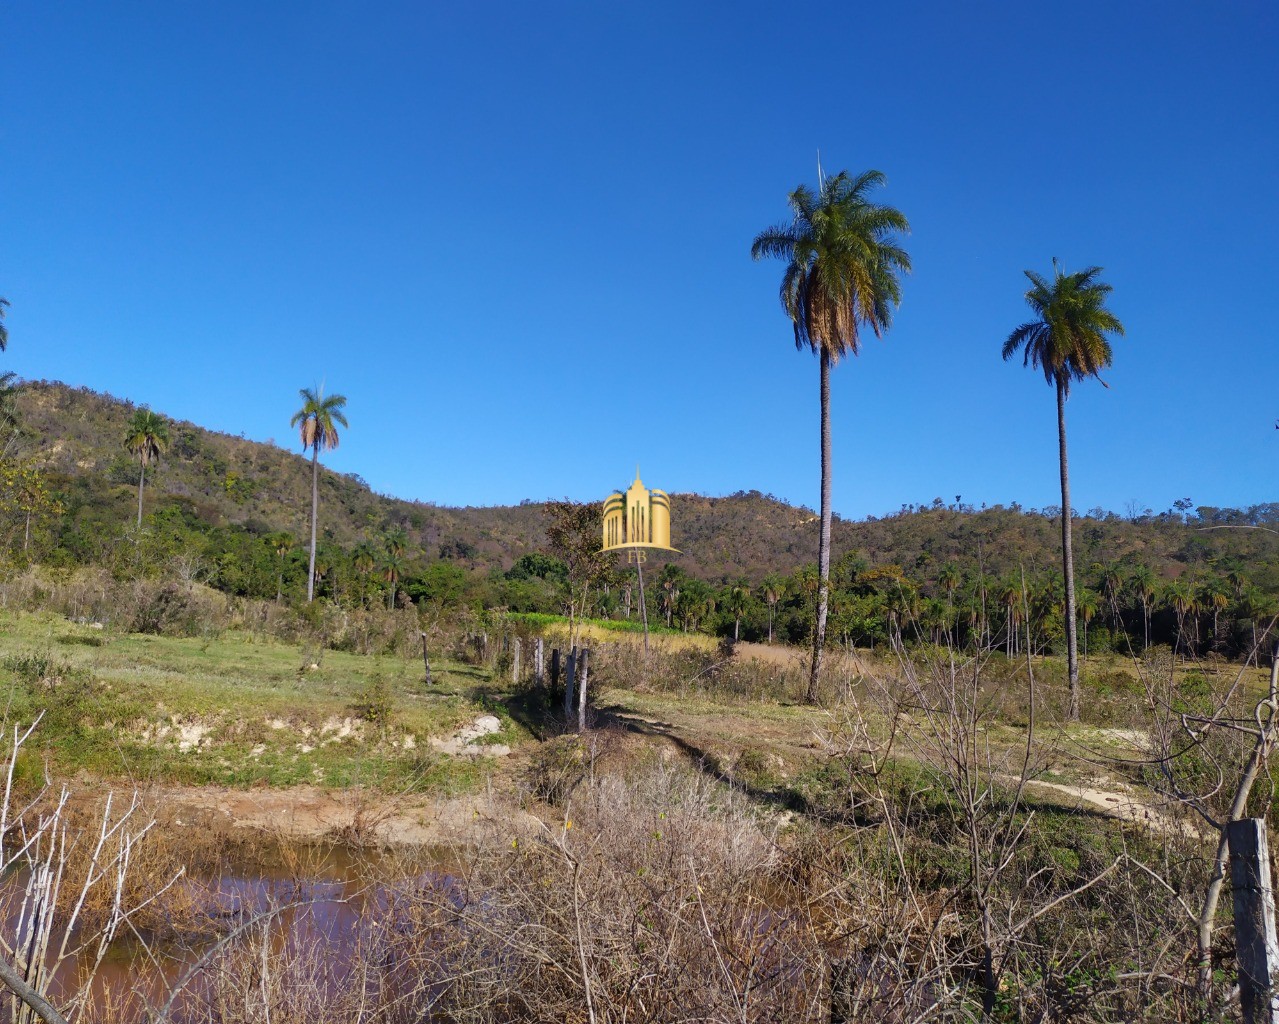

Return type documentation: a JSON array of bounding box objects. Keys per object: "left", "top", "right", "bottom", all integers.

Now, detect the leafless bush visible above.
[
  {"left": 0, "top": 718, "right": 184, "bottom": 1024},
  {"left": 814, "top": 631, "right": 1215, "bottom": 1022}
]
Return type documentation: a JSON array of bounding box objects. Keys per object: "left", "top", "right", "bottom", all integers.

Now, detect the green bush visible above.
[{"left": 352, "top": 674, "right": 395, "bottom": 731}]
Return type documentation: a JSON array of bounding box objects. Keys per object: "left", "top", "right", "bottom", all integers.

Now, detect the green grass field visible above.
[
  {"left": 3, "top": 604, "right": 1266, "bottom": 835},
  {"left": 0, "top": 610, "right": 517, "bottom": 792}
]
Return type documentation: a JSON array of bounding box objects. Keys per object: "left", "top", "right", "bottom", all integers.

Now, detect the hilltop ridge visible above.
[{"left": 11, "top": 380, "right": 1279, "bottom": 590}]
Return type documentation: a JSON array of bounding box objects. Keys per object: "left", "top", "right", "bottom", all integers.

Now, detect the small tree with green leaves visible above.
[{"left": 544, "top": 500, "right": 612, "bottom": 649}]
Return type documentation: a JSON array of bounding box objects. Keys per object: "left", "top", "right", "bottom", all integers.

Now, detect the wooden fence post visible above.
[
  {"left": 1229, "top": 817, "right": 1279, "bottom": 1024},
  {"left": 576, "top": 647, "right": 590, "bottom": 733},
  {"left": 564, "top": 648, "right": 577, "bottom": 720},
  {"left": 419, "top": 632, "right": 432, "bottom": 686},
  {"left": 512, "top": 638, "right": 521, "bottom": 684},
  {"left": 535, "top": 638, "right": 545, "bottom": 689}
]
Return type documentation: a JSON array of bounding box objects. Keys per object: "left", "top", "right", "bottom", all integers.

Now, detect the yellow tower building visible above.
[{"left": 602, "top": 469, "right": 677, "bottom": 556}]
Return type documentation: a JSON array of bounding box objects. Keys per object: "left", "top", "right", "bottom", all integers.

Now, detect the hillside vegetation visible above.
[{"left": 4, "top": 380, "right": 1276, "bottom": 661}]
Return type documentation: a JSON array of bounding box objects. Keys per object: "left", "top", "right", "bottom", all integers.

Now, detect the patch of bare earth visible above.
[{"left": 146, "top": 785, "right": 540, "bottom": 847}]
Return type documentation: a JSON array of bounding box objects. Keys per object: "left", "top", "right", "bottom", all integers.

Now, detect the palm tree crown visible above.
[
  {"left": 751, "top": 170, "right": 911, "bottom": 360},
  {"left": 123, "top": 408, "right": 170, "bottom": 467},
  {"left": 1002, "top": 261, "right": 1124, "bottom": 393},
  {"left": 290, "top": 387, "right": 348, "bottom": 456}
]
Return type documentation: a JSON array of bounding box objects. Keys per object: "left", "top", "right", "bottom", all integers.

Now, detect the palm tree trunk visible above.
[
  {"left": 307, "top": 448, "right": 319, "bottom": 603},
  {"left": 1057, "top": 378, "right": 1080, "bottom": 720},
  {"left": 807, "top": 349, "right": 833, "bottom": 705},
  {"left": 137, "top": 454, "right": 146, "bottom": 529}
]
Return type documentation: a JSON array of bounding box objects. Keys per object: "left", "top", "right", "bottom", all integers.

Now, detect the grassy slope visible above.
[
  {"left": 0, "top": 610, "right": 515, "bottom": 792},
  {"left": 8, "top": 605, "right": 1251, "bottom": 836}
]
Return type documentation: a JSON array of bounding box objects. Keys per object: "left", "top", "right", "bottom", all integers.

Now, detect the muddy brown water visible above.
[{"left": 3, "top": 841, "right": 455, "bottom": 1021}]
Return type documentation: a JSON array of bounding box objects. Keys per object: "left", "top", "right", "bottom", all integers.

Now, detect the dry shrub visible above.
[
  {"left": 522, "top": 733, "right": 595, "bottom": 806},
  {"left": 579, "top": 638, "right": 804, "bottom": 705},
  {"left": 373, "top": 761, "right": 825, "bottom": 1023}
]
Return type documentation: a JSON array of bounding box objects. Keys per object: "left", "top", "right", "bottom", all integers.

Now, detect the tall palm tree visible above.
[
  {"left": 0, "top": 297, "right": 17, "bottom": 449},
  {"left": 661, "top": 579, "right": 677, "bottom": 628},
  {"left": 1003, "top": 261, "right": 1124, "bottom": 720},
  {"left": 752, "top": 169, "right": 910, "bottom": 704},
  {"left": 939, "top": 562, "right": 961, "bottom": 644},
  {"left": 998, "top": 578, "right": 1023, "bottom": 657},
  {"left": 123, "top": 408, "right": 169, "bottom": 529},
  {"left": 290, "top": 386, "right": 348, "bottom": 602},
  {"left": 383, "top": 527, "right": 408, "bottom": 609},
  {"left": 1165, "top": 580, "right": 1198, "bottom": 656},
  {"left": 1093, "top": 560, "right": 1126, "bottom": 629},
  {"left": 1078, "top": 588, "right": 1100, "bottom": 667},
  {"left": 762, "top": 580, "right": 781, "bottom": 644},
  {"left": 1127, "top": 564, "right": 1157, "bottom": 652},
  {"left": 267, "top": 531, "right": 294, "bottom": 602},
  {"left": 725, "top": 584, "right": 749, "bottom": 642},
  {"left": 1240, "top": 587, "right": 1277, "bottom": 660},
  {"left": 0, "top": 371, "right": 20, "bottom": 431},
  {"left": 1199, "top": 577, "right": 1231, "bottom": 650}
]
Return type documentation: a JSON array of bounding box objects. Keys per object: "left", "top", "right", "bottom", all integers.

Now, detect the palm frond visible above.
[
  {"left": 753, "top": 167, "right": 910, "bottom": 363},
  {"left": 123, "top": 408, "right": 170, "bottom": 465},
  {"left": 750, "top": 226, "right": 799, "bottom": 261},
  {"left": 292, "top": 387, "right": 349, "bottom": 453},
  {"left": 1005, "top": 262, "right": 1124, "bottom": 389}
]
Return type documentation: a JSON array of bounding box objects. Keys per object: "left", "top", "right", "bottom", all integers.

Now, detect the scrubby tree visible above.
[
  {"left": 1003, "top": 261, "right": 1124, "bottom": 719},
  {"left": 544, "top": 500, "right": 612, "bottom": 648},
  {"left": 123, "top": 408, "right": 169, "bottom": 529},
  {"left": 290, "top": 387, "right": 348, "bottom": 602},
  {"left": 752, "top": 169, "right": 910, "bottom": 703}
]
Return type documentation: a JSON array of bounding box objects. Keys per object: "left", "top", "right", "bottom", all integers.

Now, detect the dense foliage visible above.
[{"left": 0, "top": 381, "right": 1274, "bottom": 660}]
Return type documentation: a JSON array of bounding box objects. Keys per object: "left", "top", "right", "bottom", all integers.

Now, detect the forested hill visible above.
[{"left": 12, "top": 380, "right": 1279, "bottom": 591}]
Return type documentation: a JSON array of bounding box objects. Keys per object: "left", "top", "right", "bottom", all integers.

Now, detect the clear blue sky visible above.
[{"left": 3, "top": 2, "right": 1275, "bottom": 518}]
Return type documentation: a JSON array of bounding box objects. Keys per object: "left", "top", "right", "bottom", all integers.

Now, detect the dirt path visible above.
[
  {"left": 1011, "top": 776, "right": 1197, "bottom": 836},
  {"left": 599, "top": 686, "right": 1195, "bottom": 837}
]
